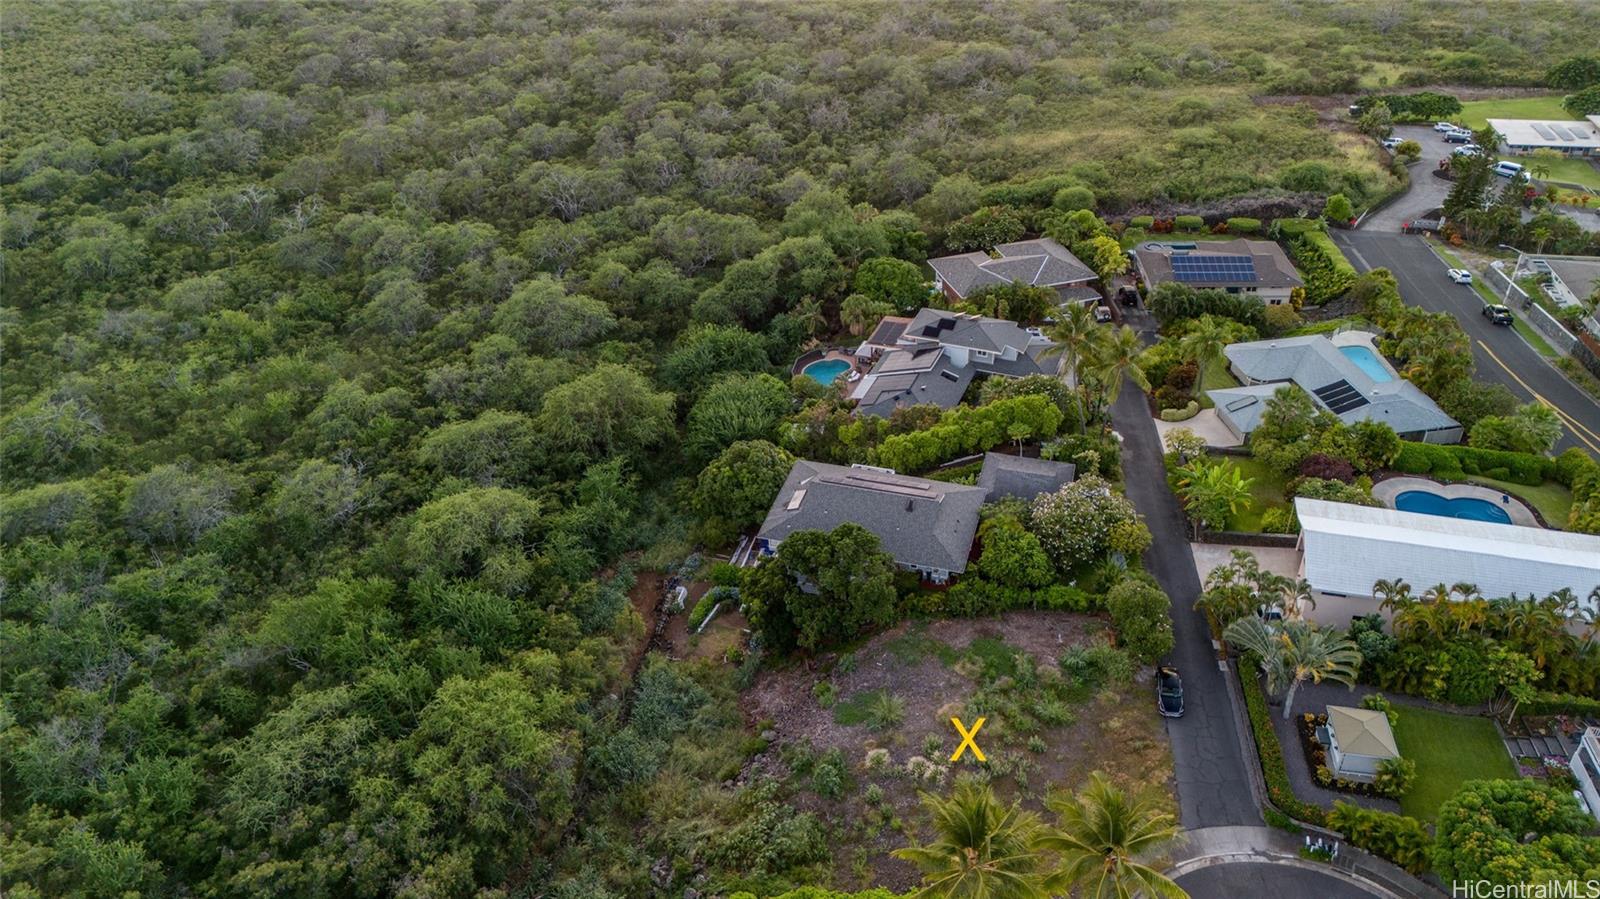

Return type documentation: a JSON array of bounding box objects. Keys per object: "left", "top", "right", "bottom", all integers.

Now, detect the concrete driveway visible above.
[
  {"left": 1333, "top": 230, "right": 1600, "bottom": 457},
  {"left": 1361, "top": 124, "right": 1451, "bottom": 233}
]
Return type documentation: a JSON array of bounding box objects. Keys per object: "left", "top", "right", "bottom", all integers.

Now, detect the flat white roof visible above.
[
  {"left": 1489, "top": 117, "right": 1600, "bottom": 150},
  {"left": 1296, "top": 497, "right": 1600, "bottom": 601}
]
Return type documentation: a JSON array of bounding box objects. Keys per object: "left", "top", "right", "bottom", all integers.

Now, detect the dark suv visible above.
[
  {"left": 1481, "top": 304, "right": 1513, "bottom": 325},
  {"left": 1156, "top": 667, "right": 1184, "bottom": 718}
]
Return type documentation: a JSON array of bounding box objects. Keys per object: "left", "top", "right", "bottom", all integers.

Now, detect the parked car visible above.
[
  {"left": 1447, "top": 268, "right": 1473, "bottom": 284},
  {"left": 1381, "top": 137, "right": 1402, "bottom": 150},
  {"left": 1482, "top": 304, "right": 1513, "bottom": 325},
  {"left": 1444, "top": 131, "right": 1473, "bottom": 144},
  {"left": 1157, "top": 667, "right": 1184, "bottom": 718},
  {"left": 1093, "top": 305, "right": 1113, "bottom": 323},
  {"left": 1453, "top": 145, "right": 1483, "bottom": 157},
  {"left": 1433, "top": 121, "right": 1458, "bottom": 132}
]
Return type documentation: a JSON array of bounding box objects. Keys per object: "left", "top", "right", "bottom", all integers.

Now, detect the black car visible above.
[
  {"left": 1482, "top": 304, "right": 1513, "bottom": 325},
  {"left": 1157, "top": 666, "right": 1184, "bottom": 718}
]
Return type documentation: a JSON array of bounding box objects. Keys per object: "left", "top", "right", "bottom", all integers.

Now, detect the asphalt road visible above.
[
  {"left": 1178, "top": 862, "right": 1384, "bottom": 899},
  {"left": 1361, "top": 124, "right": 1451, "bottom": 233},
  {"left": 1333, "top": 230, "right": 1600, "bottom": 457},
  {"left": 1111, "top": 346, "right": 1259, "bottom": 829}
]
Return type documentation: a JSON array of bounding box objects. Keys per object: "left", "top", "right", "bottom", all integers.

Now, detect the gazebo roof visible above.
[{"left": 1328, "top": 705, "right": 1399, "bottom": 759}]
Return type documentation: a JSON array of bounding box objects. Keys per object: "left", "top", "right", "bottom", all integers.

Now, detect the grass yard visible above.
[
  {"left": 1196, "top": 355, "right": 1241, "bottom": 408},
  {"left": 1225, "top": 455, "right": 1289, "bottom": 533},
  {"left": 1392, "top": 707, "right": 1516, "bottom": 819},
  {"left": 1458, "top": 95, "right": 1575, "bottom": 129},
  {"left": 1465, "top": 476, "right": 1574, "bottom": 529}
]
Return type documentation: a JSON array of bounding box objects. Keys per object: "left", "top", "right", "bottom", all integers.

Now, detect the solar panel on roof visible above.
[
  {"left": 1533, "top": 123, "right": 1557, "bottom": 140},
  {"left": 1312, "top": 380, "right": 1370, "bottom": 415},
  {"left": 1170, "top": 254, "right": 1258, "bottom": 284},
  {"left": 1552, "top": 125, "right": 1576, "bottom": 141}
]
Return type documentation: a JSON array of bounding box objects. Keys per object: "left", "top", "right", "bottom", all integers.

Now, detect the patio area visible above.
[
  {"left": 791, "top": 347, "right": 867, "bottom": 386},
  {"left": 1154, "top": 408, "right": 1242, "bottom": 450}
]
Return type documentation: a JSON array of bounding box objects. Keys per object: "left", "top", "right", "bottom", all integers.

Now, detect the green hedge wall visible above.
[
  {"left": 1390, "top": 441, "right": 1556, "bottom": 486},
  {"left": 1289, "top": 232, "right": 1357, "bottom": 303},
  {"left": 1240, "top": 658, "right": 1327, "bottom": 826},
  {"left": 1226, "top": 217, "right": 1262, "bottom": 233},
  {"left": 1174, "top": 214, "right": 1205, "bottom": 231}
]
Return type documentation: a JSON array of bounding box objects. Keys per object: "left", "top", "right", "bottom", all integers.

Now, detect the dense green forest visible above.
[{"left": 5, "top": 1, "right": 1600, "bottom": 897}]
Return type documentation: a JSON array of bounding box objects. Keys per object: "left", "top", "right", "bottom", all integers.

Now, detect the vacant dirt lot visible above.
[{"left": 740, "top": 610, "right": 1176, "bottom": 891}]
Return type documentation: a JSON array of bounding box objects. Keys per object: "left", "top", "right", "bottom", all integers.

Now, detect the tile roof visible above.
[
  {"left": 1133, "top": 239, "right": 1303, "bottom": 290},
  {"left": 928, "top": 237, "right": 1095, "bottom": 299},
  {"left": 758, "top": 461, "right": 987, "bottom": 574},
  {"left": 976, "top": 452, "right": 1076, "bottom": 502}
]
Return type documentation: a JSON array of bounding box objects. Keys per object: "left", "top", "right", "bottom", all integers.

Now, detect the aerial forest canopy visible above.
[{"left": 3, "top": 0, "right": 1599, "bottom": 897}]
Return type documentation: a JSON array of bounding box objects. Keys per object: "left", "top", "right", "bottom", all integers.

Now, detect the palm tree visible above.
[
  {"left": 1040, "top": 303, "right": 1099, "bottom": 430},
  {"left": 840, "top": 293, "right": 891, "bottom": 337},
  {"left": 1224, "top": 617, "right": 1363, "bottom": 719},
  {"left": 1086, "top": 325, "right": 1150, "bottom": 411},
  {"left": 1037, "top": 772, "right": 1187, "bottom": 899},
  {"left": 1177, "top": 314, "right": 1229, "bottom": 396},
  {"left": 1373, "top": 578, "right": 1412, "bottom": 613},
  {"left": 893, "top": 781, "right": 1047, "bottom": 899}
]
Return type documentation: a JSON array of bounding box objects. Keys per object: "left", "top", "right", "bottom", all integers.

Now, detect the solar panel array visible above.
[
  {"left": 1312, "top": 380, "right": 1370, "bottom": 415},
  {"left": 1528, "top": 122, "right": 1585, "bottom": 142},
  {"left": 1170, "top": 254, "right": 1258, "bottom": 284}
]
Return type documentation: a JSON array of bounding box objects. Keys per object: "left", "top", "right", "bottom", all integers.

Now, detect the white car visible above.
[
  {"left": 1381, "top": 137, "right": 1402, "bottom": 150},
  {"left": 1447, "top": 268, "right": 1473, "bottom": 284},
  {"left": 1433, "top": 121, "right": 1457, "bottom": 132},
  {"left": 1453, "top": 145, "right": 1483, "bottom": 157}
]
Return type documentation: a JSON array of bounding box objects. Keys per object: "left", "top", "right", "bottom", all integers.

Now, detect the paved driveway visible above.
[
  {"left": 1112, "top": 368, "right": 1260, "bottom": 828},
  {"left": 1333, "top": 230, "right": 1600, "bottom": 457},
  {"left": 1179, "top": 863, "right": 1388, "bottom": 899},
  {"left": 1361, "top": 125, "right": 1451, "bottom": 233}
]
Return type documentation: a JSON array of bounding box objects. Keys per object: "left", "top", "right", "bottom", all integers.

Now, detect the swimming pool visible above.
[
  {"left": 1394, "top": 490, "right": 1513, "bottom": 524},
  {"left": 1339, "top": 345, "right": 1393, "bottom": 382},
  {"left": 802, "top": 358, "right": 851, "bottom": 385}
]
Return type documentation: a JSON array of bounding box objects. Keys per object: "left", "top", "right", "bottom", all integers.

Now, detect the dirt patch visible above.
[
  {"left": 739, "top": 611, "right": 1173, "bottom": 892},
  {"left": 623, "top": 569, "right": 667, "bottom": 677}
]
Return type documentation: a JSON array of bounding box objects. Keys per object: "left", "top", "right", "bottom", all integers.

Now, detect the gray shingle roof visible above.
[
  {"left": 851, "top": 347, "right": 973, "bottom": 417},
  {"left": 976, "top": 453, "right": 1077, "bottom": 502},
  {"left": 1219, "top": 335, "right": 1459, "bottom": 436},
  {"left": 1207, "top": 384, "right": 1288, "bottom": 436},
  {"left": 929, "top": 237, "right": 1095, "bottom": 299},
  {"left": 758, "top": 461, "right": 986, "bottom": 574},
  {"left": 903, "top": 308, "right": 1034, "bottom": 354},
  {"left": 1133, "top": 239, "right": 1303, "bottom": 290}
]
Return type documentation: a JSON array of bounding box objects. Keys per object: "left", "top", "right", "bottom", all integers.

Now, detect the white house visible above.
[
  {"left": 1325, "top": 705, "right": 1400, "bottom": 783},
  {"left": 1488, "top": 116, "right": 1600, "bottom": 158},
  {"left": 1570, "top": 726, "right": 1600, "bottom": 820}
]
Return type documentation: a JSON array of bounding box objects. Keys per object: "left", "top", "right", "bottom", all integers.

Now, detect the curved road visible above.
[
  {"left": 1333, "top": 230, "right": 1600, "bottom": 457},
  {"left": 1179, "top": 862, "right": 1383, "bottom": 899}
]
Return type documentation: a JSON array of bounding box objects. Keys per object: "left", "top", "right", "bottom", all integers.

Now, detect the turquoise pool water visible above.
[
  {"left": 1338, "top": 345, "right": 1393, "bottom": 382},
  {"left": 802, "top": 359, "right": 851, "bottom": 385},
  {"left": 1395, "top": 490, "right": 1512, "bottom": 524}
]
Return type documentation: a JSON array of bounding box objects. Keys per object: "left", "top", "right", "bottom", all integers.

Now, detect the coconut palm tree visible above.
[
  {"left": 1086, "top": 324, "right": 1150, "bottom": 411},
  {"left": 1037, "top": 772, "right": 1187, "bottom": 899},
  {"left": 893, "top": 781, "right": 1047, "bottom": 899},
  {"left": 1224, "top": 617, "right": 1363, "bottom": 719},
  {"left": 1176, "top": 314, "right": 1230, "bottom": 396},
  {"left": 1040, "top": 303, "right": 1099, "bottom": 429},
  {"left": 840, "top": 293, "right": 892, "bottom": 337}
]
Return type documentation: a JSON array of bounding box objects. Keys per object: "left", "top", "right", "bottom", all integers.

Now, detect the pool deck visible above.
[{"left": 1372, "top": 476, "right": 1542, "bottom": 528}]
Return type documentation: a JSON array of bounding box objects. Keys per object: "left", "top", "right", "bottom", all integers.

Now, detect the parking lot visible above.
[{"left": 1361, "top": 124, "right": 1454, "bottom": 232}]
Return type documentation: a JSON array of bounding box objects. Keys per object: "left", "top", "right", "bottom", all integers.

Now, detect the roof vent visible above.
[{"left": 905, "top": 498, "right": 915, "bottom": 512}]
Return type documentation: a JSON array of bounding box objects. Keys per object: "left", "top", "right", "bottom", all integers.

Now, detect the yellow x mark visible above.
[{"left": 949, "top": 717, "right": 987, "bottom": 762}]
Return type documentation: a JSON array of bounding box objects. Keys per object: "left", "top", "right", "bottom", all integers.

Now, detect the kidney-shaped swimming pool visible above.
[{"left": 1394, "top": 490, "right": 1513, "bottom": 524}]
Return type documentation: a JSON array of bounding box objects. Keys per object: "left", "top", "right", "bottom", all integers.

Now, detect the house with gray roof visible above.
[
  {"left": 976, "top": 453, "right": 1076, "bottom": 502},
  {"left": 850, "top": 309, "right": 1056, "bottom": 417},
  {"left": 1132, "top": 239, "right": 1303, "bottom": 305},
  {"left": 928, "top": 237, "right": 1098, "bottom": 307},
  {"left": 1211, "top": 333, "right": 1462, "bottom": 444},
  {"left": 756, "top": 461, "right": 987, "bottom": 583}
]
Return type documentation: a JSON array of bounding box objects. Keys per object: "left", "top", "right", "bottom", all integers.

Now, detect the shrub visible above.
[
  {"left": 1106, "top": 578, "right": 1175, "bottom": 663},
  {"left": 1360, "top": 692, "right": 1399, "bottom": 728},
  {"left": 1059, "top": 640, "right": 1134, "bottom": 687},
  {"left": 688, "top": 593, "right": 719, "bottom": 630},
  {"left": 1298, "top": 453, "right": 1355, "bottom": 483},
  {"left": 1290, "top": 232, "right": 1356, "bottom": 303},
  {"left": 1159, "top": 401, "right": 1200, "bottom": 422},
  {"left": 1241, "top": 660, "right": 1326, "bottom": 826},
  {"left": 1226, "top": 216, "right": 1262, "bottom": 234},
  {"left": 1374, "top": 756, "right": 1417, "bottom": 799},
  {"left": 1130, "top": 215, "right": 1155, "bottom": 229},
  {"left": 874, "top": 395, "right": 1064, "bottom": 473},
  {"left": 1030, "top": 475, "right": 1141, "bottom": 571},
  {"left": 1164, "top": 360, "right": 1199, "bottom": 392},
  {"left": 1390, "top": 441, "right": 1555, "bottom": 486},
  {"left": 1174, "top": 214, "right": 1205, "bottom": 232},
  {"left": 1327, "top": 802, "right": 1432, "bottom": 874}
]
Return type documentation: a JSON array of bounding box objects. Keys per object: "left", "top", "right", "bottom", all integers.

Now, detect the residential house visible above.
[
  {"left": 756, "top": 461, "right": 987, "bottom": 583},
  {"left": 1209, "top": 333, "right": 1462, "bottom": 444},
  {"left": 1525, "top": 254, "right": 1600, "bottom": 309},
  {"left": 976, "top": 452, "right": 1076, "bottom": 502},
  {"left": 928, "top": 237, "right": 1100, "bottom": 307},
  {"left": 1570, "top": 727, "right": 1600, "bottom": 820},
  {"left": 1324, "top": 706, "right": 1400, "bottom": 783},
  {"left": 1132, "top": 239, "right": 1303, "bottom": 305},
  {"left": 1293, "top": 497, "right": 1600, "bottom": 626},
  {"left": 851, "top": 308, "right": 1055, "bottom": 418}
]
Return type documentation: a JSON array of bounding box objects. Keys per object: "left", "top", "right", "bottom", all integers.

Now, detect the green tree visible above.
[
  {"left": 491, "top": 276, "right": 616, "bottom": 352},
  {"left": 841, "top": 293, "right": 895, "bottom": 336},
  {"left": 1546, "top": 55, "right": 1600, "bottom": 90},
  {"left": 1037, "top": 772, "right": 1185, "bottom": 899},
  {"left": 536, "top": 364, "right": 675, "bottom": 465},
  {"left": 1106, "top": 577, "right": 1176, "bottom": 663},
  {"left": 1564, "top": 84, "right": 1600, "bottom": 117},
  {"left": 1469, "top": 403, "right": 1563, "bottom": 454},
  {"left": 1175, "top": 315, "right": 1229, "bottom": 395},
  {"left": 1086, "top": 325, "right": 1151, "bottom": 411},
  {"left": 1323, "top": 193, "right": 1354, "bottom": 224},
  {"left": 685, "top": 373, "right": 793, "bottom": 462},
  {"left": 1029, "top": 476, "right": 1141, "bottom": 572},
  {"left": 975, "top": 516, "right": 1055, "bottom": 589},
  {"left": 742, "top": 523, "right": 899, "bottom": 653},
  {"left": 660, "top": 325, "right": 772, "bottom": 397},
  {"left": 892, "top": 781, "right": 1046, "bottom": 899},
  {"left": 693, "top": 440, "right": 796, "bottom": 544},
  {"left": 416, "top": 410, "right": 540, "bottom": 485},
  {"left": 1172, "top": 460, "right": 1254, "bottom": 536},
  {"left": 1225, "top": 617, "right": 1362, "bottom": 719},
  {"left": 854, "top": 256, "right": 929, "bottom": 312},
  {"left": 1040, "top": 303, "right": 1100, "bottom": 428}
]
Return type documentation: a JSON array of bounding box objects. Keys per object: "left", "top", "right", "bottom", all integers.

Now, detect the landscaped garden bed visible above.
[{"left": 1296, "top": 712, "right": 1392, "bottom": 799}]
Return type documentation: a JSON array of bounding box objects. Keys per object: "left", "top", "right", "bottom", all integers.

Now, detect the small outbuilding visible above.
[
  {"left": 976, "top": 452, "right": 1076, "bottom": 503},
  {"left": 1325, "top": 705, "right": 1399, "bottom": 783}
]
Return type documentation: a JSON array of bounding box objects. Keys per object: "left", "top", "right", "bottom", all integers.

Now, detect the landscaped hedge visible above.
[
  {"left": 1524, "top": 691, "right": 1600, "bottom": 717},
  {"left": 930, "top": 579, "right": 1103, "bottom": 618},
  {"left": 1327, "top": 802, "right": 1434, "bottom": 875},
  {"left": 1290, "top": 232, "right": 1357, "bottom": 303},
  {"left": 1390, "top": 441, "right": 1556, "bottom": 486},
  {"left": 1130, "top": 215, "right": 1155, "bottom": 229},
  {"left": 1361, "top": 91, "right": 1462, "bottom": 122},
  {"left": 1159, "top": 401, "right": 1200, "bottom": 422},
  {"left": 1226, "top": 217, "right": 1262, "bottom": 234},
  {"left": 873, "top": 395, "right": 1064, "bottom": 473},
  {"left": 1240, "top": 657, "right": 1327, "bottom": 826},
  {"left": 1272, "top": 217, "right": 1324, "bottom": 237},
  {"left": 1174, "top": 214, "right": 1205, "bottom": 232}
]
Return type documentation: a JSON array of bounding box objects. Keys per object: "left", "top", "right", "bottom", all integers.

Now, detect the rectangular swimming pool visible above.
[{"left": 1338, "top": 345, "right": 1393, "bottom": 382}]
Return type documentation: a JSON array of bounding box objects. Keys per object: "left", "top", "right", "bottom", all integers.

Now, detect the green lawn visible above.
[
  {"left": 1465, "top": 476, "right": 1574, "bottom": 529},
  {"left": 1196, "top": 355, "right": 1240, "bottom": 409},
  {"left": 1225, "top": 455, "right": 1289, "bottom": 533},
  {"left": 1392, "top": 706, "right": 1516, "bottom": 819},
  {"left": 1458, "top": 95, "right": 1575, "bottom": 129}
]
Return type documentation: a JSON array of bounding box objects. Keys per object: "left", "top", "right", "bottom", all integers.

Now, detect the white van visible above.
[{"left": 1493, "top": 160, "right": 1527, "bottom": 179}]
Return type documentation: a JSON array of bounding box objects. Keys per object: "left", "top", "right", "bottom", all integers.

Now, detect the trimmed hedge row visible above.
[
  {"left": 1390, "top": 441, "right": 1556, "bottom": 487},
  {"left": 1524, "top": 691, "right": 1600, "bottom": 717},
  {"left": 1290, "top": 232, "right": 1357, "bottom": 303},
  {"left": 1226, "top": 216, "right": 1262, "bottom": 234},
  {"left": 1240, "top": 658, "right": 1327, "bottom": 826},
  {"left": 931, "top": 579, "right": 1103, "bottom": 618},
  {"left": 1159, "top": 401, "right": 1200, "bottom": 422},
  {"left": 1175, "top": 214, "right": 1205, "bottom": 231}
]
